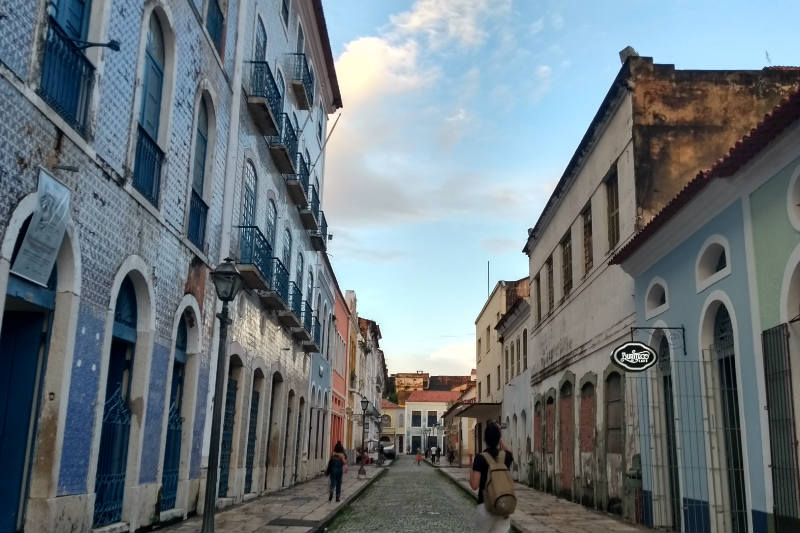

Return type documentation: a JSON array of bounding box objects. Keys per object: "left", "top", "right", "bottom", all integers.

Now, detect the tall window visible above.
[
  {"left": 282, "top": 229, "right": 292, "bottom": 268},
  {"left": 241, "top": 161, "right": 256, "bottom": 226},
  {"left": 296, "top": 23, "right": 304, "bottom": 54},
  {"left": 411, "top": 411, "right": 421, "bottom": 427},
  {"left": 427, "top": 411, "right": 437, "bottom": 427},
  {"left": 510, "top": 344, "right": 514, "bottom": 377},
  {"left": 561, "top": 231, "right": 572, "bottom": 298},
  {"left": 505, "top": 348, "right": 509, "bottom": 383},
  {"left": 188, "top": 98, "right": 209, "bottom": 249},
  {"left": 133, "top": 14, "right": 166, "bottom": 205},
  {"left": 582, "top": 205, "right": 593, "bottom": 274},
  {"left": 485, "top": 326, "right": 490, "bottom": 352},
  {"left": 280, "top": 0, "right": 290, "bottom": 26},
  {"left": 546, "top": 257, "right": 554, "bottom": 312},
  {"left": 523, "top": 329, "right": 528, "bottom": 370},
  {"left": 306, "top": 270, "right": 313, "bottom": 302},
  {"left": 266, "top": 199, "right": 277, "bottom": 246},
  {"left": 605, "top": 372, "right": 623, "bottom": 454},
  {"left": 255, "top": 17, "right": 267, "bottom": 61},
  {"left": 496, "top": 366, "right": 500, "bottom": 389},
  {"left": 487, "top": 374, "right": 491, "bottom": 393},
  {"left": 277, "top": 71, "right": 285, "bottom": 98},
  {"left": 516, "top": 338, "right": 521, "bottom": 375},
  {"left": 206, "top": 0, "right": 224, "bottom": 55},
  {"left": 478, "top": 383, "right": 482, "bottom": 401},
  {"left": 534, "top": 275, "right": 541, "bottom": 324},
  {"left": 317, "top": 106, "right": 324, "bottom": 142},
  {"left": 477, "top": 338, "right": 482, "bottom": 361},
  {"left": 295, "top": 252, "right": 303, "bottom": 287},
  {"left": 606, "top": 166, "right": 620, "bottom": 250}
]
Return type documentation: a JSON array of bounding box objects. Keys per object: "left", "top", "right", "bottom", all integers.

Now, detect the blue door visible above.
[
  {"left": 218, "top": 375, "right": 237, "bottom": 497},
  {"left": 161, "top": 318, "right": 186, "bottom": 511},
  {"left": 94, "top": 277, "right": 137, "bottom": 527},
  {"left": 0, "top": 310, "right": 48, "bottom": 532},
  {"left": 244, "top": 391, "right": 259, "bottom": 493}
]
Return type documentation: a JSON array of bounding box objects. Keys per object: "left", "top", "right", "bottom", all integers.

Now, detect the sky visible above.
[{"left": 318, "top": 0, "right": 800, "bottom": 376}]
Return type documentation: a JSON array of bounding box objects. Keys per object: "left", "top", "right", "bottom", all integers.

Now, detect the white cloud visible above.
[
  {"left": 390, "top": 0, "right": 512, "bottom": 49},
  {"left": 551, "top": 13, "right": 565, "bottom": 30},
  {"left": 438, "top": 107, "right": 474, "bottom": 149},
  {"left": 481, "top": 237, "right": 520, "bottom": 254},
  {"left": 387, "top": 341, "right": 475, "bottom": 375},
  {"left": 530, "top": 64, "right": 553, "bottom": 103},
  {"left": 530, "top": 17, "right": 545, "bottom": 35}
]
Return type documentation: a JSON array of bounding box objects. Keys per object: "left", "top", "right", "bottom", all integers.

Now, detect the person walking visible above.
[
  {"left": 415, "top": 448, "right": 422, "bottom": 465},
  {"left": 470, "top": 422, "right": 514, "bottom": 533},
  {"left": 326, "top": 441, "right": 347, "bottom": 502}
]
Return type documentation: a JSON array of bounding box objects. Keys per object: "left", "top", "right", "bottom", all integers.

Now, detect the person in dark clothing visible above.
[
  {"left": 326, "top": 441, "right": 347, "bottom": 502},
  {"left": 469, "top": 422, "right": 513, "bottom": 532}
]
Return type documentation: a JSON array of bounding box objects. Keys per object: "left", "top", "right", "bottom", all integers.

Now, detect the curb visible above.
[{"left": 312, "top": 466, "right": 389, "bottom": 533}]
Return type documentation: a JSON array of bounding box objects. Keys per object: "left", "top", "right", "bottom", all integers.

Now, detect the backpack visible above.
[{"left": 482, "top": 451, "right": 516, "bottom": 516}]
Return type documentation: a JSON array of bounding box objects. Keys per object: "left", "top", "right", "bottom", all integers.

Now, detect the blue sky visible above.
[{"left": 319, "top": 0, "right": 800, "bottom": 375}]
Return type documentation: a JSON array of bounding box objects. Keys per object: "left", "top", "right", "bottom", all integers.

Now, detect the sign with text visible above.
[
  {"left": 11, "top": 169, "right": 70, "bottom": 287},
  {"left": 610, "top": 341, "right": 658, "bottom": 372}
]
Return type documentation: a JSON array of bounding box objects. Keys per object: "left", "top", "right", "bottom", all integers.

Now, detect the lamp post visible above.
[
  {"left": 358, "top": 397, "right": 369, "bottom": 477},
  {"left": 201, "top": 258, "right": 243, "bottom": 533}
]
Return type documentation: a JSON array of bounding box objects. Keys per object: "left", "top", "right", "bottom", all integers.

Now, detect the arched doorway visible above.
[
  {"left": 579, "top": 381, "right": 596, "bottom": 508},
  {"left": 94, "top": 276, "right": 138, "bottom": 527},
  {"left": 710, "top": 305, "right": 747, "bottom": 533},
  {"left": 656, "top": 333, "right": 681, "bottom": 530},
  {"left": 545, "top": 396, "right": 555, "bottom": 493},
  {"left": 264, "top": 371, "right": 284, "bottom": 491},
  {"left": 559, "top": 381, "right": 575, "bottom": 499},
  {"left": 244, "top": 369, "right": 264, "bottom": 494},
  {"left": 294, "top": 397, "right": 305, "bottom": 482},
  {"left": 160, "top": 314, "right": 188, "bottom": 510},
  {"left": 282, "top": 390, "right": 295, "bottom": 486},
  {"left": 218, "top": 355, "right": 243, "bottom": 498},
  {"left": 0, "top": 217, "right": 59, "bottom": 532}
]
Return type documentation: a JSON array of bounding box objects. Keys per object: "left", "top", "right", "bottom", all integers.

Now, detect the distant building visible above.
[{"left": 404, "top": 390, "right": 461, "bottom": 455}]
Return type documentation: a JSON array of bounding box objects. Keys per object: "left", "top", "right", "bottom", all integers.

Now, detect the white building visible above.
[{"left": 404, "top": 390, "right": 461, "bottom": 455}]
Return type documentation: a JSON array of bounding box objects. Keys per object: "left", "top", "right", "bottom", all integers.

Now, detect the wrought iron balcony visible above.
[
  {"left": 290, "top": 53, "right": 314, "bottom": 110},
  {"left": 284, "top": 152, "right": 309, "bottom": 206},
  {"left": 188, "top": 190, "right": 208, "bottom": 251},
  {"left": 303, "top": 314, "right": 321, "bottom": 353},
  {"left": 38, "top": 17, "right": 95, "bottom": 137},
  {"left": 246, "top": 61, "right": 281, "bottom": 135},
  {"left": 278, "top": 281, "right": 302, "bottom": 328},
  {"left": 299, "top": 185, "right": 320, "bottom": 230},
  {"left": 133, "top": 124, "right": 164, "bottom": 206},
  {"left": 236, "top": 226, "right": 272, "bottom": 290},
  {"left": 258, "top": 257, "right": 289, "bottom": 310},
  {"left": 302, "top": 301, "right": 313, "bottom": 333},
  {"left": 310, "top": 211, "right": 328, "bottom": 252},
  {"left": 267, "top": 113, "right": 298, "bottom": 173},
  {"left": 292, "top": 300, "right": 313, "bottom": 342},
  {"left": 206, "top": 0, "right": 224, "bottom": 56}
]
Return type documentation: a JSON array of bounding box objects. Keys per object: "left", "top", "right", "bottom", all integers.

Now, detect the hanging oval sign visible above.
[{"left": 610, "top": 341, "right": 658, "bottom": 372}]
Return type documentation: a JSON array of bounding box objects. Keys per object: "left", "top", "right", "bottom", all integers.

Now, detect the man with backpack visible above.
[{"left": 469, "top": 422, "right": 516, "bottom": 532}]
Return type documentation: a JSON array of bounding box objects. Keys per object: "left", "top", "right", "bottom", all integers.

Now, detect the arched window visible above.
[
  {"left": 255, "top": 17, "right": 267, "bottom": 61},
  {"left": 523, "top": 329, "right": 528, "bottom": 370},
  {"left": 188, "top": 98, "right": 209, "bottom": 248},
  {"left": 282, "top": 229, "right": 292, "bottom": 268},
  {"left": 296, "top": 252, "right": 303, "bottom": 287},
  {"left": 697, "top": 237, "right": 731, "bottom": 291},
  {"left": 277, "top": 71, "right": 285, "bottom": 98},
  {"left": 242, "top": 161, "right": 257, "bottom": 226},
  {"left": 266, "top": 199, "right": 277, "bottom": 247},
  {"left": 307, "top": 270, "right": 313, "bottom": 302},
  {"left": 133, "top": 14, "right": 167, "bottom": 205}
]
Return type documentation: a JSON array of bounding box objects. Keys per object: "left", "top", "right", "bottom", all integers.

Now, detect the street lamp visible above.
[
  {"left": 201, "top": 258, "right": 243, "bottom": 533},
  {"left": 358, "top": 397, "right": 369, "bottom": 477}
]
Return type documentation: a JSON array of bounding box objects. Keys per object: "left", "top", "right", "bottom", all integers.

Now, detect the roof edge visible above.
[{"left": 312, "top": 0, "right": 342, "bottom": 109}]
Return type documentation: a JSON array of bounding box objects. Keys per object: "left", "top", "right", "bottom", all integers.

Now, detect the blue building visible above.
[{"left": 614, "top": 89, "right": 800, "bottom": 533}]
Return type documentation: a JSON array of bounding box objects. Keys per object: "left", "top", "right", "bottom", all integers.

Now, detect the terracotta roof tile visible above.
[
  {"left": 381, "top": 399, "right": 398, "bottom": 409},
  {"left": 405, "top": 390, "right": 462, "bottom": 403}
]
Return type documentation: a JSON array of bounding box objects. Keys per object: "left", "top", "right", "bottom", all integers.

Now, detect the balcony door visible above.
[{"left": 55, "top": 0, "right": 91, "bottom": 40}]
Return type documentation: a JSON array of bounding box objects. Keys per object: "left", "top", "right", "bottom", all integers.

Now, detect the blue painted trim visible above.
[
  {"left": 112, "top": 322, "right": 136, "bottom": 343},
  {"left": 752, "top": 509, "right": 768, "bottom": 533},
  {"left": 683, "top": 497, "right": 711, "bottom": 533},
  {"left": 7, "top": 274, "right": 55, "bottom": 310}
]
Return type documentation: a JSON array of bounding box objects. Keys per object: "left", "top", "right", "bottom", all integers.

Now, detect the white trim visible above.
[
  {"left": 741, "top": 194, "right": 773, "bottom": 515},
  {"left": 787, "top": 164, "right": 800, "bottom": 232},
  {"left": 779, "top": 242, "right": 800, "bottom": 324},
  {"left": 695, "top": 234, "right": 732, "bottom": 293},
  {"left": 696, "top": 291, "right": 753, "bottom": 533},
  {"left": 644, "top": 276, "right": 669, "bottom": 320}
]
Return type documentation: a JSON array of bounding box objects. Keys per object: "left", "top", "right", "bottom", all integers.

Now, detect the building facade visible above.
[
  {"left": 329, "top": 256, "right": 349, "bottom": 452},
  {"left": 614, "top": 90, "right": 800, "bottom": 533},
  {"left": 404, "top": 390, "right": 461, "bottom": 455},
  {"left": 523, "top": 54, "right": 800, "bottom": 519}
]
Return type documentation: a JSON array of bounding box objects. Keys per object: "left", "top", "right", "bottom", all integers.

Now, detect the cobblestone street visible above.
[{"left": 326, "top": 455, "right": 476, "bottom": 532}]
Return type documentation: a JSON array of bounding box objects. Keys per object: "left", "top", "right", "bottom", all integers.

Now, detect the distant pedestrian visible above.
[
  {"left": 470, "top": 423, "right": 515, "bottom": 532},
  {"left": 435, "top": 447, "right": 441, "bottom": 463},
  {"left": 326, "top": 441, "right": 347, "bottom": 502},
  {"left": 416, "top": 449, "right": 422, "bottom": 465}
]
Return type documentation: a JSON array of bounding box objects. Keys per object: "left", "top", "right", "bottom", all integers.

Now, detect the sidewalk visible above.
[
  {"left": 160, "top": 463, "right": 387, "bottom": 533},
  {"left": 435, "top": 465, "right": 652, "bottom": 533}
]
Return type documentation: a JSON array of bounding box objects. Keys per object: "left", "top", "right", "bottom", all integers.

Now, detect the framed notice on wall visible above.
[{"left": 10, "top": 169, "right": 70, "bottom": 287}]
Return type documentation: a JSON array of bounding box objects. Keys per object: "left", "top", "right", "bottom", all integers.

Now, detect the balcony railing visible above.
[
  {"left": 246, "top": 61, "right": 282, "bottom": 134},
  {"left": 290, "top": 53, "right": 314, "bottom": 109},
  {"left": 313, "top": 316, "right": 321, "bottom": 345},
  {"left": 288, "top": 281, "right": 302, "bottom": 319},
  {"left": 284, "top": 152, "right": 310, "bottom": 205},
  {"left": 133, "top": 125, "right": 164, "bottom": 206},
  {"left": 270, "top": 257, "right": 290, "bottom": 304},
  {"left": 38, "top": 17, "right": 95, "bottom": 136},
  {"left": 188, "top": 191, "right": 208, "bottom": 250},
  {"left": 311, "top": 210, "right": 328, "bottom": 252},
  {"left": 206, "top": 0, "right": 224, "bottom": 55},
  {"left": 300, "top": 183, "right": 320, "bottom": 229},
  {"left": 237, "top": 226, "right": 272, "bottom": 289},
  {"left": 302, "top": 301, "right": 313, "bottom": 333},
  {"left": 267, "top": 113, "right": 298, "bottom": 173}
]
